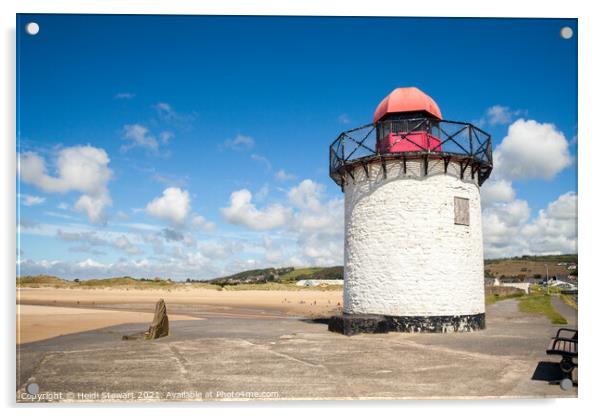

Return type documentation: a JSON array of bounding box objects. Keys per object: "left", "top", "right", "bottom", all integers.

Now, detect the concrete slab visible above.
[{"left": 16, "top": 299, "right": 577, "bottom": 402}]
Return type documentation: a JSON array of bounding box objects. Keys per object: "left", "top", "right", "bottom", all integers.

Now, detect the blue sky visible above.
[{"left": 17, "top": 15, "right": 577, "bottom": 279}]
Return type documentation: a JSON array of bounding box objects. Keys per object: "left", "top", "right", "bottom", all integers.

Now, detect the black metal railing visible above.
[{"left": 329, "top": 118, "right": 493, "bottom": 188}]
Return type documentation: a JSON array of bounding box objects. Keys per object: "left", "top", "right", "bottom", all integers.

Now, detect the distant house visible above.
[
  {"left": 296, "top": 279, "right": 344, "bottom": 287},
  {"left": 484, "top": 277, "right": 496, "bottom": 286}
]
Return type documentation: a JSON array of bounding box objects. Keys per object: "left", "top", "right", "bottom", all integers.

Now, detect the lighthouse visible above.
[{"left": 328, "top": 87, "right": 493, "bottom": 335}]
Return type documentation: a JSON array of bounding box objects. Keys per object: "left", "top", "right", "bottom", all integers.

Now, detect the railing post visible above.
[
  {"left": 427, "top": 119, "right": 431, "bottom": 153},
  {"left": 469, "top": 126, "right": 473, "bottom": 156}
]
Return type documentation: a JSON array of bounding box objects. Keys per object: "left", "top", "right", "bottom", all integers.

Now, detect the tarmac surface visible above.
[{"left": 16, "top": 297, "right": 577, "bottom": 402}]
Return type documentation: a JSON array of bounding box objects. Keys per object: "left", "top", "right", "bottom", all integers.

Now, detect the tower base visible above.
[{"left": 328, "top": 313, "right": 485, "bottom": 336}]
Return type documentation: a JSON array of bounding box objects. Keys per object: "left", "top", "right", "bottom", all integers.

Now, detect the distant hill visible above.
[
  {"left": 206, "top": 267, "right": 293, "bottom": 285},
  {"left": 280, "top": 266, "right": 343, "bottom": 282},
  {"left": 17, "top": 255, "right": 576, "bottom": 288},
  {"left": 16, "top": 268, "right": 345, "bottom": 288},
  {"left": 207, "top": 266, "right": 343, "bottom": 286},
  {"left": 16, "top": 275, "right": 178, "bottom": 288},
  {"left": 485, "top": 254, "right": 577, "bottom": 280}
]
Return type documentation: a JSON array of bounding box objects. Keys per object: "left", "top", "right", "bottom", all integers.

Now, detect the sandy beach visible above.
[
  {"left": 17, "top": 304, "right": 201, "bottom": 344},
  {"left": 16, "top": 287, "right": 343, "bottom": 344}
]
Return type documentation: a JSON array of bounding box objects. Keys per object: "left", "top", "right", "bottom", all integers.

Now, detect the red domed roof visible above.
[{"left": 373, "top": 87, "right": 442, "bottom": 122}]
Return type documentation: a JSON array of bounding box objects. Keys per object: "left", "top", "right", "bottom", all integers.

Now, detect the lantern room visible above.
[{"left": 374, "top": 87, "right": 442, "bottom": 153}]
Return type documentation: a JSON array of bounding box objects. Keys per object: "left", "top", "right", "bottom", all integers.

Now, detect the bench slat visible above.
[{"left": 547, "top": 338, "right": 577, "bottom": 354}]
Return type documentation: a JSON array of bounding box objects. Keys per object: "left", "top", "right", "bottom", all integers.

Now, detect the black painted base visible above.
[{"left": 328, "top": 313, "right": 486, "bottom": 336}]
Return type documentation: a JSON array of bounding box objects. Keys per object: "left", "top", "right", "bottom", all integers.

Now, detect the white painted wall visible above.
[
  {"left": 343, "top": 159, "right": 485, "bottom": 316},
  {"left": 493, "top": 279, "right": 531, "bottom": 294},
  {"left": 499, "top": 282, "right": 531, "bottom": 294}
]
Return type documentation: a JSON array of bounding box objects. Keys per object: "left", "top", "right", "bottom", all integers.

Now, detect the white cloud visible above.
[
  {"left": 161, "top": 228, "right": 184, "bottom": 242},
  {"left": 221, "top": 179, "right": 345, "bottom": 266},
  {"left": 21, "top": 178, "right": 347, "bottom": 278},
  {"left": 154, "top": 102, "right": 196, "bottom": 123},
  {"left": 479, "top": 118, "right": 575, "bottom": 256},
  {"left": 144, "top": 232, "right": 165, "bottom": 255},
  {"left": 275, "top": 169, "right": 296, "bottom": 182},
  {"left": 480, "top": 178, "right": 515, "bottom": 207},
  {"left": 19, "top": 218, "right": 39, "bottom": 229},
  {"left": 483, "top": 192, "right": 577, "bottom": 258},
  {"left": 191, "top": 214, "right": 216, "bottom": 232},
  {"left": 475, "top": 105, "right": 525, "bottom": 127},
  {"left": 56, "top": 228, "right": 142, "bottom": 256},
  {"left": 113, "top": 235, "right": 142, "bottom": 255},
  {"left": 152, "top": 172, "right": 188, "bottom": 187},
  {"left": 19, "top": 146, "right": 112, "bottom": 194},
  {"left": 56, "top": 228, "right": 142, "bottom": 255},
  {"left": 115, "top": 210, "right": 129, "bottom": 221},
  {"left": 222, "top": 134, "right": 255, "bottom": 151},
  {"left": 288, "top": 179, "right": 324, "bottom": 212},
  {"left": 338, "top": 113, "right": 351, "bottom": 124},
  {"left": 486, "top": 105, "right": 524, "bottom": 125},
  {"left": 57, "top": 229, "right": 105, "bottom": 246},
  {"left": 74, "top": 192, "right": 112, "bottom": 224},
  {"left": 183, "top": 252, "right": 210, "bottom": 268},
  {"left": 198, "top": 240, "right": 242, "bottom": 260},
  {"left": 255, "top": 184, "right": 269, "bottom": 201},
  {"left": 262, "top": 235, "right": 283, "bottom": 263},
  {"left": 114, "top": 92, "right": 135, "bottom": 99},
  {"left": 292, "top": 197, "right": 343, "bottom": 234},
  {"left": 155, "top": 102, "right": 172, "bottom": 113},
  {"left": 77, "top": 258, "right": 106, "bottom": 269},
  {"left": 146, "top": 187, "right": 191, "bottom": 224},
  {"left": 288, "top": 190, "right": 344, "bottom": 266},
  {"left": 521, "top": 192, "right": 577, "bottom": 254},
  {"left": 18, "top": 256, "right": 220, "bottom": 280},
  {"left": 122, "top": 124, "right": 159, "bottom": 152},
  {"left": 250, "top": 154, "right": 272, "bottom": 171},
  {"left": 154, "top": 102, "right": 178, "bottom": 120},
  {"left": 494, "top": 119, "right": 572, "bottom": 180},
  {"left": 221, "top": 189, "right": 291, "bottom": 231},
  {"left": 20, "top": 194, "right": 45, "bottom": 206},
  {"left": 19, "top": 145, "right": 113, "bottom": 223},
  {"left": 159, "top": 131, "right": 174, "bottom": 144}
]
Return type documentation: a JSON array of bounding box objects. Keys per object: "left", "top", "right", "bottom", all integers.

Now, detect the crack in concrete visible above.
[
  {"left": 17, "top": 351, "right": 57, "bottom": 392},
  {"left": 392, "top": 339, "right": 519, "bottom": 363},
  {"left": 168, "top": 344, "right": 191, "bottom": 378},
  {"left": 240, "top": 339, "right": 324, "bottom": 368},
  {"left": 239, "top": 338, "right": 360, "bottom": 399}
]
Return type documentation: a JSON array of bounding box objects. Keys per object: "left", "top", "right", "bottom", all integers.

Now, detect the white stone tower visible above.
[{"left": 328, "top": 87, "right": 493, "bottom": 335}]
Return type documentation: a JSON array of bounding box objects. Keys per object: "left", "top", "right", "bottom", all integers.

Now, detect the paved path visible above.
[
  {"left": 17, "top": 300, "right": 576, "bottom": 402},
  {"left": 551, "top": 295, "right": 577, "bottom": 327}
]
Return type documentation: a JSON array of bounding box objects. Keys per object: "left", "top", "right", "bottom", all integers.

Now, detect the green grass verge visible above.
[{"left": 518, "top": 294, "right": 568, "bottom": 325}]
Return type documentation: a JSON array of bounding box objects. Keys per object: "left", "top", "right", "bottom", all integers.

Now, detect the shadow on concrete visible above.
[
  {"left": 300, "top": 317, "right": 331, "bottom": 325},
  {"left": 531, "top": 361, "right": 574, "bottom": 385}
]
